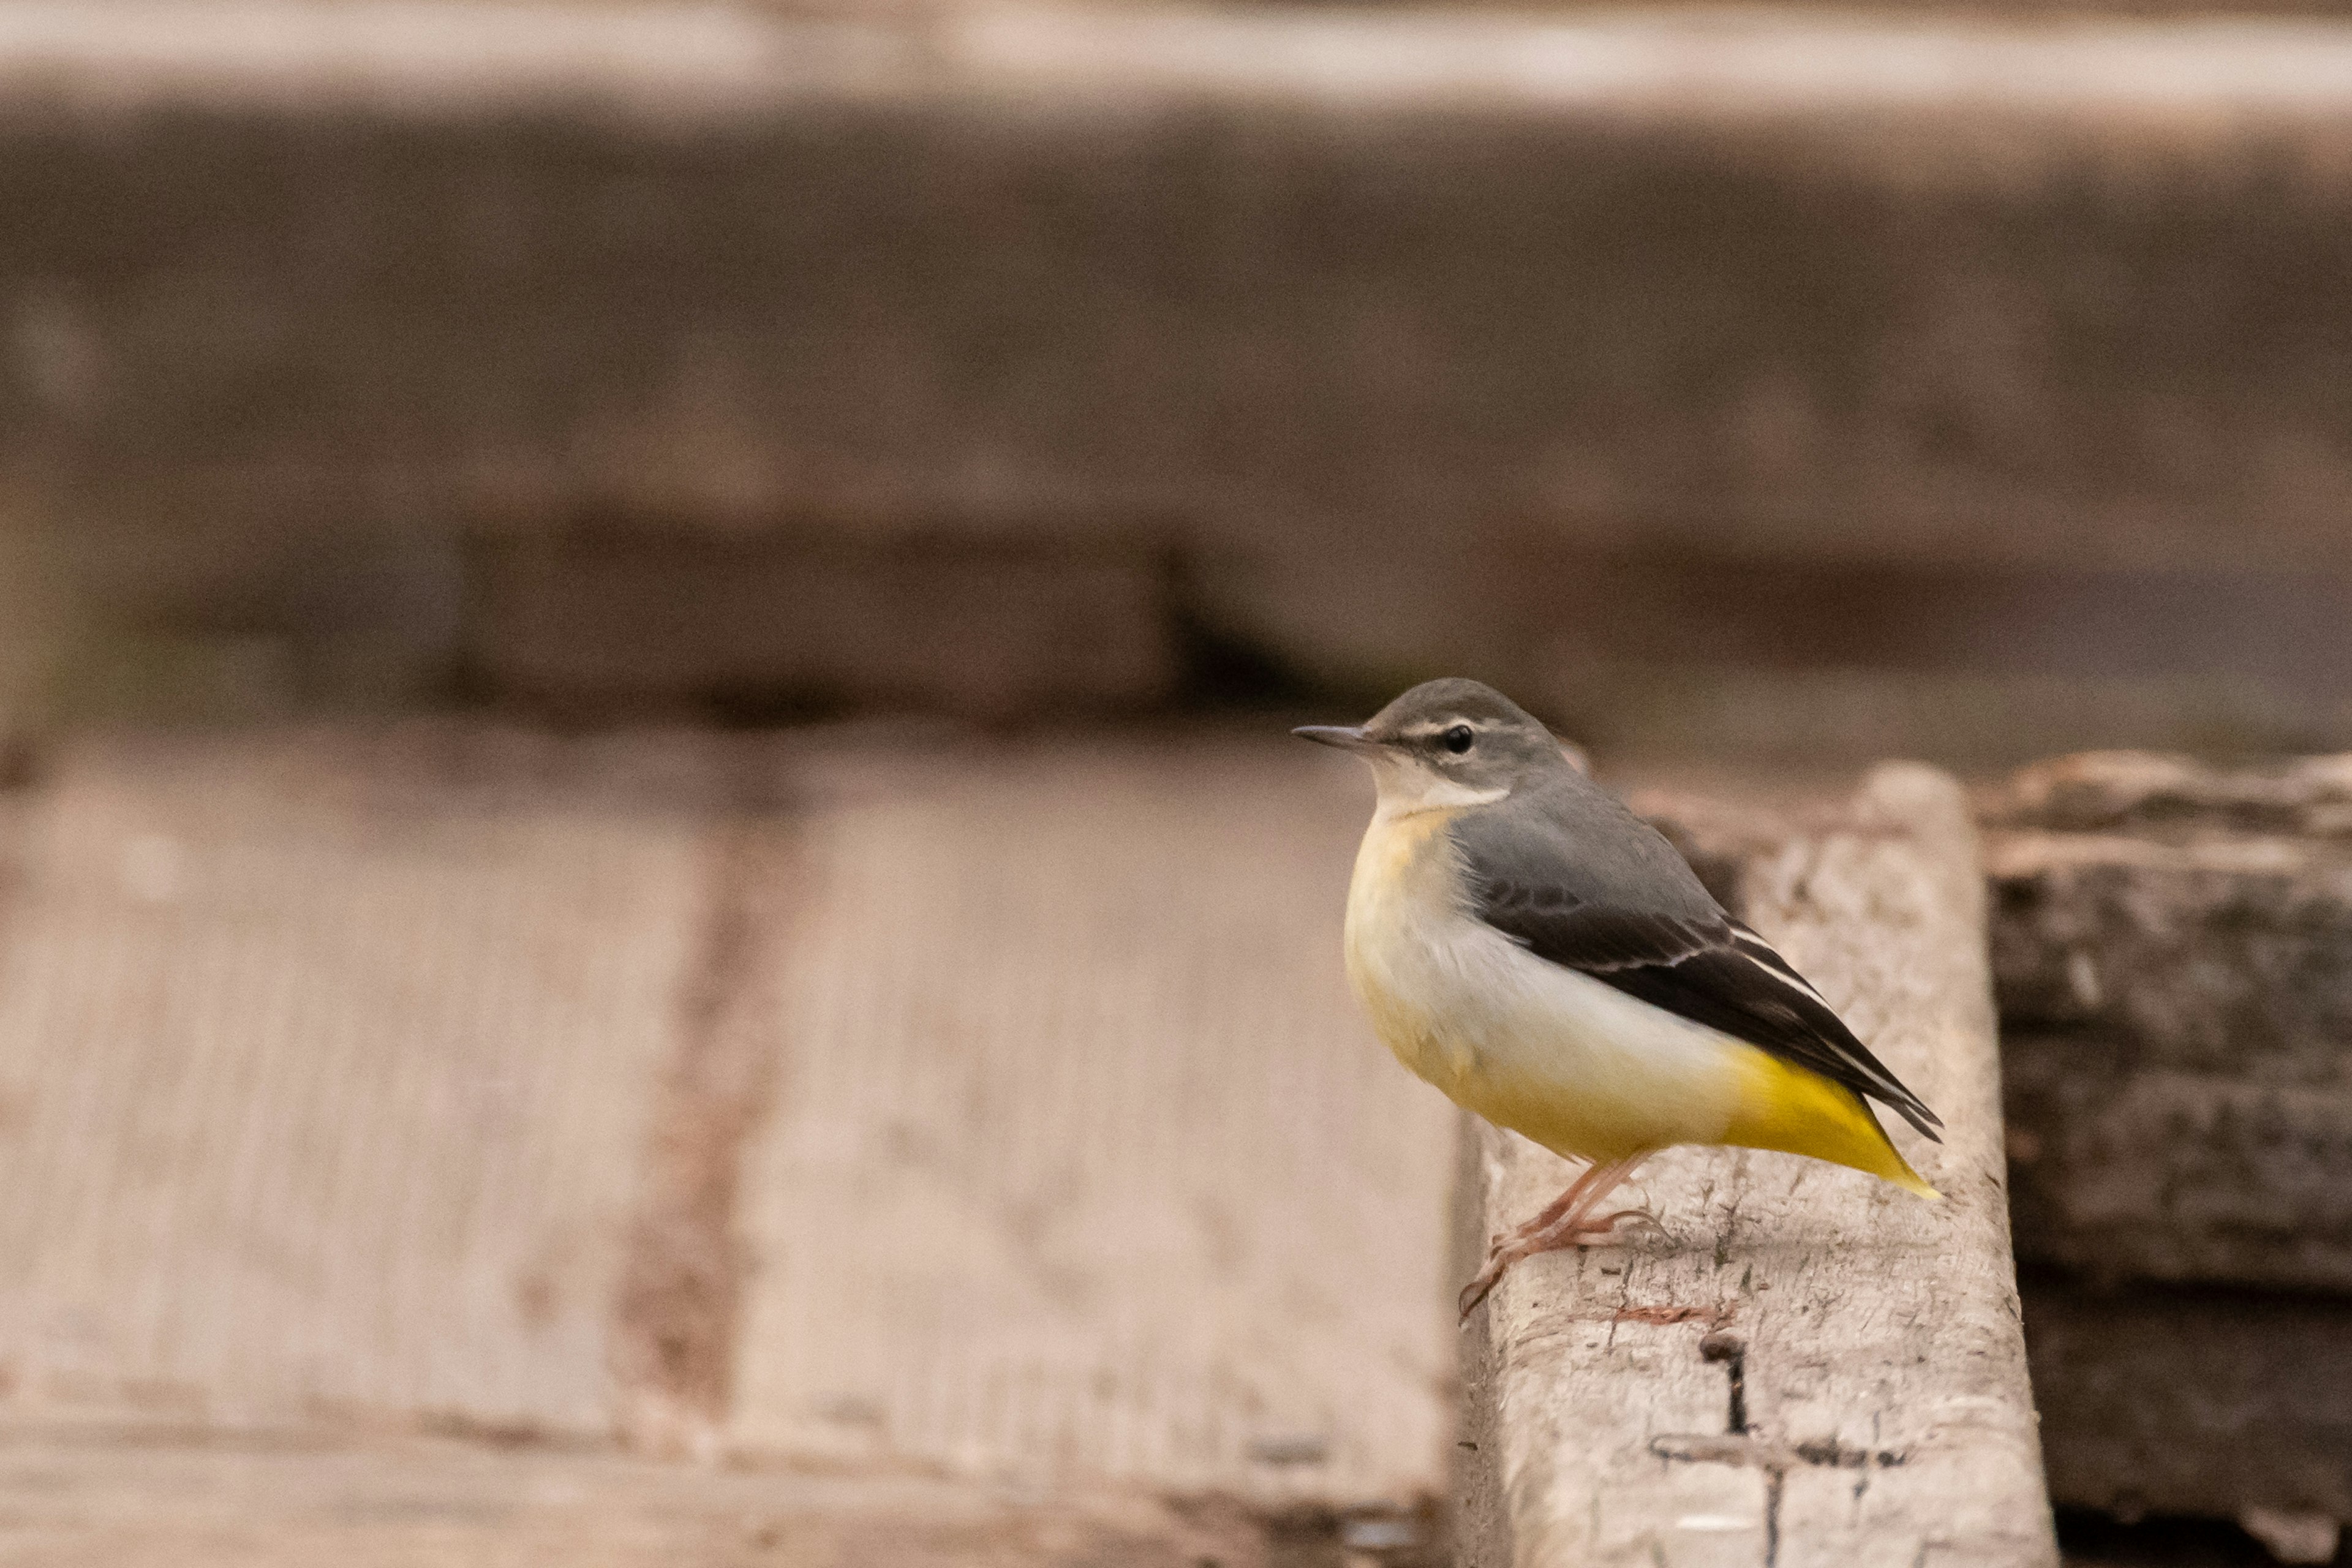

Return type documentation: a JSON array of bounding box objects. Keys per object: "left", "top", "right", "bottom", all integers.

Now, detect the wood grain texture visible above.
[
  {"left": 0, "top": 1417, "right": 1291, "bottom": 1568},
  {"left": 726, "top": 734, "right": 1460, "bottom": 1507},
  {"left": 1979, "top": 751, "right": 2352, "bottom": 1527},
  {"left": 0, "top": 723, "right": 1461, "bottom": 1526},
  {"left": 0, "top": 729, "right": 714, "bottom": 1438},
  {"left": 1460, "top": 764, "right": 2055, "bottom": 1568},
  {"left": 2001, "top": 1036, "right": 2352, "bottom": 1294},
  {"left": 2022, "top": 1271, "right": 2352, "bottom": 1526},
  {"left": 1982, "top": 750, "right": 2352, "bottom": 1292}
]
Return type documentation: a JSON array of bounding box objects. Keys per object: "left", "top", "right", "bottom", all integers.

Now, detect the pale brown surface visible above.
[
  {"left": 1981, "top": 752, "right": 2352, "bottom": 839},
  {"left": 0, "top": 728, "right": 710, "bottom": 1438},
  {"left": 726, "top": 735, "right": 1460, "bottom": 1504},
  {"left": 0, "top": 1418, "right": 1294, "bottom": 1568},
  {"left": 1459, "top": 765, "right": 2056, "bottom": 1567},
  {"left": 0, "top": 722, "right": 1458, "bottom": 1559}
]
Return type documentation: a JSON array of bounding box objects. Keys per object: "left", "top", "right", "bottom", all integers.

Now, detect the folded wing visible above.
[{"left": 1471, "top": 876, "right": 1944, "bottom": 1141}]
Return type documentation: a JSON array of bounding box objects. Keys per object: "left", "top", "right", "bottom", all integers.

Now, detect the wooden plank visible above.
[
  {"left": 1982, "top": 751, "right": 2352, "bottom": 1293},
  {"left": 2001, "top": 1039, "right": 2352, "bottom": 1294},
  {"left": 22, "top": 5, "right": 2352, "bottom": 583},
  {"left": 0, "top": 1417, "right": 1286, "bottom": 1568},
  {"left": 726, "top": 734, "right": 1461, "bottom": 1510},
  {"left": 1979, "top": 751, "right": 2352, "bottom": 1545},
  {"left": 1458, "top": 764, "right": 2056, "bottom": 1567},
  {"left": 0, "top": 728, "right": 715, "bottom": 1438},
  {"left": 2023, "top": 1272, "right": 2352, "bottom": 1535},
  {"left": 0, "top": 720, "right": 1460, "bottom": 1537}
]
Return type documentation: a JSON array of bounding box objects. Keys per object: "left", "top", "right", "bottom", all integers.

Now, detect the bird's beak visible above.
[{"left": 1291, "top": 724, "right": 1379, "bottom": 753}]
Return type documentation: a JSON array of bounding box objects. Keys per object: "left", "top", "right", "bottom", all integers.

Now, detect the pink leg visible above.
[
  {"left": 1459, "top": 1154, "right": 1650, "bottom": 1322},
  {"left": 1493, "top": 1157, "right": 1616, "bottom": 1248}
]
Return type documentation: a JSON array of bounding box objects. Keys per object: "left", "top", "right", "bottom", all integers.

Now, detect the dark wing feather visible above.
[{"left": 1471, "top": 878, "right": 1944, "bottom": 1140}]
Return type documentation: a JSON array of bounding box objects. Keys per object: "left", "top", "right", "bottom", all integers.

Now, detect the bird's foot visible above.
[
  {"left": 1597, "top": 1204, "right": 1668, "bottom": 1242},
  {"left": 1457, "top": 1207, "right": 1648, "bottom": 1323}
]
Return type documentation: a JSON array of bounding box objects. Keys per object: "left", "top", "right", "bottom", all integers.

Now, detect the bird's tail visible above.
[
  {"left": 1868, "top": 1133, "right": 1942, "bottom": 1201},
  {"left": 1721, "top": 1055, "right": 1942, "bottom": 1199}
]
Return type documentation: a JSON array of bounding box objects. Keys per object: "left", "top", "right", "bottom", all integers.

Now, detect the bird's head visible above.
[{"left": 1294, "top": 677, "right": 1572, "bottom": 816}]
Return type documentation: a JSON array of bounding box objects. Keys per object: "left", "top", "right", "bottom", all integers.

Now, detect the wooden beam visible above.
[
  {"left": 1981, "top": 750, "right": 2352, "bottom": 1540},
  {"left": 2024, "top": 1270, "right": 2352, "bottom": 1539},
  {"left": 1982, "top": 750, "right": 2352, "bottom": 1295},
  {"left": 1457, "top": 764, "right": 2056, "bottom": 1567},
  {"left": 19, "top": 6, "right": 2352, "bottom": 579}
]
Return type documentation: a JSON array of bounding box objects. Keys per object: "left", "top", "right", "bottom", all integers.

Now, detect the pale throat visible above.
[{"left": 1368, "top": 757, "right": 1512, "bottom": 823}]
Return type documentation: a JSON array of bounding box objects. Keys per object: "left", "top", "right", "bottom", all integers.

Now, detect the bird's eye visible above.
[{"left": 1441, "top": 725, "right": 1475, "bottom": 755}]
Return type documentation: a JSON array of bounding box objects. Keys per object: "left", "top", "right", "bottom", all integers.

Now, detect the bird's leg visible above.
[
  {"left": 1495, "top": 1155, "right": 1646, "bottom": 1253},
  {"left": 1487, "top": 1157, "right": 1613, "bottom": 1251},
  {"left": 1459, "top": 1155, "right": 1649, "bottom": 1322}
]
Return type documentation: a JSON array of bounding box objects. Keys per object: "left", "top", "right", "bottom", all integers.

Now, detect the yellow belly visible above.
[{"left": 1340, "top": 807, "right": 1936, "bottom": 1196}]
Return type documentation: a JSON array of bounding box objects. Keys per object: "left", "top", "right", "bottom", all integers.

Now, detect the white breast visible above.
[{"left": 1341, "top": 809, "right": 1746, "bottom": 1163}]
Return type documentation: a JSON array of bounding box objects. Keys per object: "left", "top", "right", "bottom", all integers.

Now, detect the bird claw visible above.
[
  {"left": 1593, "top": 1205, "right": 1668, "bottom": 1240},
  {"left": 1458, "top": 1208, "right": 1654, "bottom": 1323},
  {"left": 1460, "top": 1157, "right": 1653, "bottom": 1324}
]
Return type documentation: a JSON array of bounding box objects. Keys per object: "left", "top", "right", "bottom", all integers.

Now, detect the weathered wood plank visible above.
[
  {"left": 1980, "top": 750, "right": 2352, "bottom": 1543},
  {"left": 0, "top": 1417, "right": 1284, "bottom": 1568},
  {"left": 2023, "top": 1271, "right": 2352, "bottom": 1538},
  {"left": 23, "top": 4, "right": 2352, "bottom": 583},
  {"left": 726, "top": 734, "right": 1460, "bottom": 1510},
  {"left": 0, "top": 728, "right": 722, "bottom": 1438},
  {"left": 2001, "top": 1038, "right": 2352, "bottom": 1294},
  {"left": 0, "top": 722, "right": 1460, "bottom": 1533},
  {"left": 1982, "top": 751, "right": 2352, "bottom": 1293},
  {"left": 1459, "top": 764, "right": 2055, "bottom": 1568}
]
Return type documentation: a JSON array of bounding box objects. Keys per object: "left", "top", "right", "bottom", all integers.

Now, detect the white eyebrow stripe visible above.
[{"left": 1398, "top": 719, "right": 1482, "bottom": 737}]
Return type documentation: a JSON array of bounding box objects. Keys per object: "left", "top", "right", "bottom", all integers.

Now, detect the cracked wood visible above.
[{"left": 1456, "top": 764, "right": 2057, "bottom": 1568}]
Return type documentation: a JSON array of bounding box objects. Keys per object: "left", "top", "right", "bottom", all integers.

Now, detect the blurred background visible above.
[{"left": 1, "top": 1, "right": 2350, "bottom": 1564}]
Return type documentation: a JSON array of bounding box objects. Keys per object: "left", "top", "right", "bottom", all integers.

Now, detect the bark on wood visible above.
[
  {"left": 1981, "top": 750, "right": 2352, "bottom": 840},
  {"left": 1459, "top": 764, "right": 2055, "bottom": 1568},
  {"left": 1983, "top": 750, "right": 2352, "bottom": 1292}
]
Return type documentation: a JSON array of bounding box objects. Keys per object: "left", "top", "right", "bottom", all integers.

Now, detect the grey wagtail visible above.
[{"left": 1295, "top": 678, "right": 1941, "bottom": 1319}]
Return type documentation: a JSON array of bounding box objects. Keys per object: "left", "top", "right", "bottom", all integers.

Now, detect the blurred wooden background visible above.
[{"left": 3, "top": 4, "right": 2351, "bottom": 1564}]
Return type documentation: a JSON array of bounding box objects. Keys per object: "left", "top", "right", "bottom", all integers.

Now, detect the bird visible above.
[{"left": 1295, "top": 677, "right": 1941, "bottom": 1320}]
